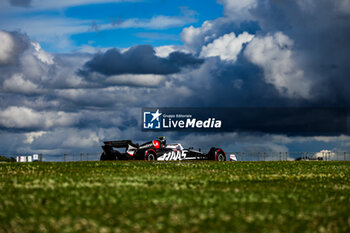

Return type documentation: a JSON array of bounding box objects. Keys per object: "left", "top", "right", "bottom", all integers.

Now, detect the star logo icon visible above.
[
  {"left": 143, "top": 109, "right": 162, "bottom": 129},
  {"left": 150, "top": 109, "right": 162, "bottom": 122}
]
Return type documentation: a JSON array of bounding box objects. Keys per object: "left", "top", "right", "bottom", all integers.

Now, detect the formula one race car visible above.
[{"left": 100, "top": 137, "right": 226, "bottom": 161}]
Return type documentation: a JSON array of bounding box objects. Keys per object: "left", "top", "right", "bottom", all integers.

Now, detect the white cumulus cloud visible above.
[
  {"left": 0, "top": 30, "right": 15, "bottom": 65},
  {"left": 32, "top": 41, "right": 54, "bottom": 65},
  {"left": 154, "top": 45, "right": 191, "bottom": 58},
  {"left": 0, "top": 30, "right": 27, "bottom": 65},
  {"left": 181, "top": 20, "right": 215, "bottom": 52},
  {"left": 244, "top": 32, "right": 312, "bottom": 99},
  {"left": 3, "top": 73, "right": 44, "bottom": 94},
  {"left": 105, "top": 74, "right": 166, "bottom": 87},
  {"left": 24, "top": 131, "right": 47, "bottom": 144},
  {"left": 218, "top": 0, "right": 257, "bottom": 20},
  {"left": 0, "top": 106, "right": 79, "bottom": 129},
  {"left": 200, "top": 32, "right": 254, "bottom": 62}
]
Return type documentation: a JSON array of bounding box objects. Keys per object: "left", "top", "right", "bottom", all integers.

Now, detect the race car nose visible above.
[{"left": 230, "top": 154, "right": 237, "bottom": 161}]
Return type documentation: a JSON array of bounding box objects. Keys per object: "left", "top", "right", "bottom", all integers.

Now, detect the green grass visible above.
[{"left": 0, "top": 161, "right": 349, "bottom": 233}]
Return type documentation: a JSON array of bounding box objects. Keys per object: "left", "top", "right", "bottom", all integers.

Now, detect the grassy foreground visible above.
[{"left": 0, "top": 161, "right": 349, "bottom": 233}]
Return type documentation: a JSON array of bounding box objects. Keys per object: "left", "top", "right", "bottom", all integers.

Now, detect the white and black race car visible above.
[{"left": 101, "top": 137, "right": 227, "bottom": 161}]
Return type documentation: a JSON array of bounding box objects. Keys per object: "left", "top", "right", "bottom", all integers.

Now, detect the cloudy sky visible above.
[{"left": 1, "top": 0, "right": 350, "bottom": 160}]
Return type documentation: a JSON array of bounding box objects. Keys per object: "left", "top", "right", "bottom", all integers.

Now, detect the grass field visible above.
[{"left": 0, "top": 161, "right": 349, "bottom": 233}]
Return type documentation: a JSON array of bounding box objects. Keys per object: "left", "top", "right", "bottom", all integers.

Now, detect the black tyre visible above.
[
  {"left": 100, "top": 151, "right": 118, "bottom": 161},
  {"left": 145, "top": 150, "right": 157, "bottom": 161},
  {"left": 216, "top": 150, "right": 226, "bottom": 161},
  {"left": 100, "top": 152, "right": 108, "bottom": 160}
]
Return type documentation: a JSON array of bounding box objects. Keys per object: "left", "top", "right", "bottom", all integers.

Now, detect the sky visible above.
[{"left": 1, "top": 0, "right": 350, "bottom": 160}]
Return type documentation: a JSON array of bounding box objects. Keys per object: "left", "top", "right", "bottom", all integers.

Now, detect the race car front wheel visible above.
[
  {"left": 216, "top": 151, "right": 226, "bottom": 161},
  {"left": 145, "top": 150, "right": 157, "bottom": 161}
]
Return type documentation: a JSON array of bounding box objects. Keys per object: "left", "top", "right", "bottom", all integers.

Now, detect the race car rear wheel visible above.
[
  {"left": 100, "top": 151, "right": 118, "bottom": 160},
  {"left": 216, "top": 151, "right": 226, "bottom": 161},
  {"left": 145, "top": 150, "right": 157, "bottom": 161},
  {"left": 100, "top": 152, "right": 108, "bottom": 160}
]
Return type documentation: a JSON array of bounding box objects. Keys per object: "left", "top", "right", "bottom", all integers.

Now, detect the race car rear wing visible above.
[{"left": 103, "top": 140, "right": 139, "bottom": 148}]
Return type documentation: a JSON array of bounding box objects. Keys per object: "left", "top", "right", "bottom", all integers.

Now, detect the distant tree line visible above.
[{"left": 0, "top": 155, "right": 16, "bottom": 162}]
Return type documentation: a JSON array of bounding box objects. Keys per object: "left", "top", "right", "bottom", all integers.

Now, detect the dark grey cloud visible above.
[
  {"left": 180, "top": 0, "right": 350, "bottom": 104},
  {"left": 81, "top": 45, "right": 203, "bottom": 76},
  {"left": 160, "top": 56, "right": 304, "bottom": 108},
  {"left": 9, "top": 0, "right": 31, "bottom": 7},
  {"left": 249, "top": 0, "right": 350, "bottom": 105}
]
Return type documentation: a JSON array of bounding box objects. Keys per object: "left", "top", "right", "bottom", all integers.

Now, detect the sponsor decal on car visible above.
[{"left": 157, "top": 150, "right": 187, "bottom": 161}]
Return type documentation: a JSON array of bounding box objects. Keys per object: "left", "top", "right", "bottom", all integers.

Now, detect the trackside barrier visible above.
[
  {"left": 59, "top": 151, "right": 350, "bottom": 162},
  {"left": 61, "top": 152, "right": 101, "bottom": 162},
  {"left": 227, "top": 151, "right": 350, "bottom": 161},
  {"left": 2, "top": 152, "right": 349, "bottom": 162}
]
